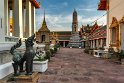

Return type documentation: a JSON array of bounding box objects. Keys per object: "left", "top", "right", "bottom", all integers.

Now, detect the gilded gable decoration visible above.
[
  {"left": 110, "top": 17, "right": 119, "bottom": 29},
  {"left": 119, "top": 16, "right": 124, "bottom": 23}
]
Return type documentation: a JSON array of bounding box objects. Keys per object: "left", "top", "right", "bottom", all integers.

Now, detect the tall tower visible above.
[
  {"left": 67, "top": 9, "right": 81, "bottom": 48},
  {"left": 72, "top": 9, "right": 78, "bottom": 33}
]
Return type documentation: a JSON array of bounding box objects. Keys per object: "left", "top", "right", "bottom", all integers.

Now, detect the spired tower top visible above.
[
  {"left": 39, "top": 10, "right": 50, "bottom": 32},
  {"left": 73, "top": 9, "right": 78, "bottom": 23},
  {"left": 72, "top": 9, "right": 78, "bottom": 33}
]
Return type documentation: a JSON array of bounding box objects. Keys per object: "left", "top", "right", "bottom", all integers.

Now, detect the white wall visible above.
[
  {"left": 107, "top": 0, "right": 124, "bottom": 49},
  {"left": 0, "top": 0, "right": 5, "bottom": 42},
  {"left": 109, "top": 0, "right": 124, "bottom": 24}
]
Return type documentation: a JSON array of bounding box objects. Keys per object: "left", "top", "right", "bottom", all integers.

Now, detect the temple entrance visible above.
[{"left": 41, "top": 35, "right": 45, "bottom": 42}]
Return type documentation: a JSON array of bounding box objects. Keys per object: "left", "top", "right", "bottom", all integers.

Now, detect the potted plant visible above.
[
  {"left": 118, "top": 50, "right": 124, "bottom": 64},
  {"left": 89, "top": 48, "right": 93, "bottom": 55},
  {"left": 55, "top": 43, "right": 60, "bottom": 51},
  {"left": 50, "top": 48, "right": 55, "bottom": 57},
  {"left": 33, "top": 48, "right": 48, "bottom": 72}
]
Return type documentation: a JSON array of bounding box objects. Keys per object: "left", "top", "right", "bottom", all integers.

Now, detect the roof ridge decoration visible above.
[
  {"left": 119, "top": 16, "right": 124, "bottom": 23},
  {"left": 30, "top": 0, "right": 40, "bottom": 8},
  {"left": 110, "top": 17, "right": 119, "bottom": 29}
]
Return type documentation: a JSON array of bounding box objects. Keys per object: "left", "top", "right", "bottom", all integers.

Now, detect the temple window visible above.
[
  {"left": 111, "top": 27, "right": 116, "bottom": 43},
  {"left": 110, "top": 17, "right": 119, "bottom": 47}
]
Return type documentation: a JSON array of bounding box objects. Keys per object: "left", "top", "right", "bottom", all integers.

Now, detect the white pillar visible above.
[
  {"left": 8, "top": 7, "right": 10, "bottom": 36},
  {"left": 13, "top": 0, "right": 23, "bottom": 38},
  {"left": 26, "top": 0, "right": 32, "bottom": 37},
  {"left": 91, "top": 40, "right": 92, "bottom": 48},
  {"left": 22, "top": 4, "right": 25, "bottom": 38},
  {"left": 31, "top": 5, "right": 35, "bottom": 35},
  {"left": 4, "top": 0, "right": 8, "bottom": 36},
  {"left": 96, "top": 39, "right": 99, "bottom": 48},
  {"left": 106, "top": 10, "right": 110, "bottom": 48},
  {"left": 101, "top": 39, "right": 103, "bottom": 47},
  {"left": 93, "top": 40, "right": 95, "bottom": 48},
  {"left": 63, "top": 41, "right": 65, "bottom": 47}
]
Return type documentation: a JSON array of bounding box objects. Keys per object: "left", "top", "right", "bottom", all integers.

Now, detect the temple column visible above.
[
  {"left": 22, "top": 3, "right": 25, "bottom": 38},
  {"left": 101, "top": 39, "right": 103, "bottom": 47},
  {"left": 13, "top": 0, "right": 23, "bottom": 38},
  {"left": 91, "top": 40, "right": 92, "bottom": 48},
  {"left": 96, "top": 39, "right": 99, "bottom": 48},
  {"left": 4, "top": 0, "right": 9, "bottom": 36},
  {"left": 31, "top": 5, "right": 35, "bottom": 35},
  {"left": 106, "top": 9, "right": 110, "bottom": 48},
  {"left": 8, "top": 7, "right": 10, "bottom": 36},
  {"left": 93, "top": 40, "right": 95, "bottom": 48},
  {"left": 26, "top": 0, "right": 32, "bottom": 37},
  {"left": 63, "top": 41, "right": 65, "bottom": 47}
]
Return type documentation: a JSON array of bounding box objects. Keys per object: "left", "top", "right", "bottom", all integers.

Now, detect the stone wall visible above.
[{"left": 0, "top": 51, "right": 12, "bottom": 65}]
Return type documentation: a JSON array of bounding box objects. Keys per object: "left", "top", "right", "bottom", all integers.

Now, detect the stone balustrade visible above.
[
  {"left": 0, "top": 42, "right": 16, "bottom": 51},
  {"left": 5, "top": 36, "right": 19, "bottom": 42}
]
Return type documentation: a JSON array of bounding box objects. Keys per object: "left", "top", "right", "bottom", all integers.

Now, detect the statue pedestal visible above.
[{"left": 14, "top": 72, "right": 39, "bottom": 83}]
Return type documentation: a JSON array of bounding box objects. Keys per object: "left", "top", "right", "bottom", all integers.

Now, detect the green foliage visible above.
[
  {"left": 45, "top": 50, "right": 51, "bottom": 61},
  {"left": 50, "top": 49, "right": 54, "bottom": 55},
  {"left": 99, "top": 47, "right": 105, "bottom": 50},
  {"left": 119, "top": 50, "right": 124, "bottom": 59},
  {"left": 84, "top": 49, "right": 89, "bottom": 54},
  {"left": 54, "top": 47, "right": 57, "bottom": 53},
  {"left": 55, "top": 43, "right": 60, "bottom": 48}
]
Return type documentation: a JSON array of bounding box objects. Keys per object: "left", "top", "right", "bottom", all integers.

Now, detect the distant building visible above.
[
  {"left": 80, "top": 23, "right": 107, "bottom": 49},
  {"left": 50, "top": 31, "right": 72, "bottom": 47},
  {"left": 36, "top": 12, "right": 50, "bottom": 44}
]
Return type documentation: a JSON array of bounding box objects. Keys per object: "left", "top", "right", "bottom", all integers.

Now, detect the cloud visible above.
[
  {"left": 62, "top": 2, "right": 68, "bottom": 7},
  {"left": 36, "top": 14, "right": 72, "bottom": 31},
  {"left": 36, "top": 13, "right": 107, "bottom": 31},
  {"left": 78, "top": 8, "right": 96, "bottom": 12},
  {"left": 78, "top": 15, "right": 107, "bottom": 26}
]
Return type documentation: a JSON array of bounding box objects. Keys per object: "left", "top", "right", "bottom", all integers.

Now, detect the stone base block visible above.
[
  {"left": 121, "top": 59, "right": 124, "bottom": 65},
  {"left": 0, "top": 62, "right": 13, "bottom": 79},
  {"left": 14, "top": 72, "right": 39, "bottom": 83}
]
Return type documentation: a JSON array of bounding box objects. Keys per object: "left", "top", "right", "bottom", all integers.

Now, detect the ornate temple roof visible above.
[
  {"left": 38, "top": 12, "right": 50, "bottom": 32},
  {"left": 89, "top": 25, "right": 107, "bottom": 40},
  {"left": 98, "top": 0, "right": 108, "bottom": 10},
  {"left": 30, "top": 0, "right": 40, "bottom": 8}
]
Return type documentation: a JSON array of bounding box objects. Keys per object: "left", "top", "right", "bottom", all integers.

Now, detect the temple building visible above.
[
  {"left": 98, "top": 0, "right": 124, "bottom": 52},
  {"left": 49, "top": 31, "right": 72, "bottom": 47},
  {"left": 0, "top": 0, "right": 40, "bottom": 79},
  {"left": 36, "top": 12, "right": 50, "bottom": 44}
]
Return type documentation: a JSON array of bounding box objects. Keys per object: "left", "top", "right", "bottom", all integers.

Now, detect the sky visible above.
[{"left": 36, "top": 0, "right": 107, "bottom": 31}]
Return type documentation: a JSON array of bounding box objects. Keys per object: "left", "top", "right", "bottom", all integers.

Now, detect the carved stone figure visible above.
[
  {"left": 20, "top": 34, "right": 36, "bottom": 75},
  {"left": 10, "top": 39, "right": 22, "bottom": 76}
]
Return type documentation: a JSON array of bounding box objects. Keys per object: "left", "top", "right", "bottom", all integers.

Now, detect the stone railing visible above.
[
  {"left": 0, "top": 42, "right": 16, "bottom": 52},
  {"left": 34, "top": 43, "right": 46, "bottom": 51},
  {"left": 5, "top": 36, "right": 19, "bottom": 42}
]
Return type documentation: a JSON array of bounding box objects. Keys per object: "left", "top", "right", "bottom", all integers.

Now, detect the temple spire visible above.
[
  {"left": 44, "top": 9, "right": 45, "bottom": 21},
  {"left": 43, "top": 9, "right": 46, "bottom": 24},
  {"left": 39, "top": 10, "right": 50, "bottom": 32}
]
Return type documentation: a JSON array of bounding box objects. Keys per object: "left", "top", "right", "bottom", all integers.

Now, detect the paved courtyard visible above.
[{"left": 38, "top": 48, "right": 124, "bottom": 83}]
